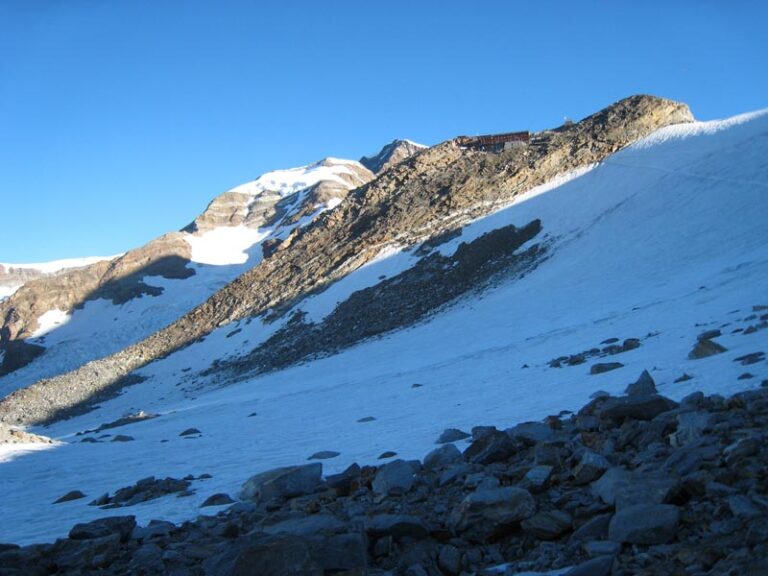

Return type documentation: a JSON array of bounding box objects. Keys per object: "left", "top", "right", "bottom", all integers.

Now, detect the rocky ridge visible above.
[
  {"left": 2, "top": 377, "right": 766, "bottom": 575},
  {"left": 361, "top": 140, "right": 427, "bottom": 175},
  {"left": 0, "top": 95, "right": 695, "bottom": 426}
]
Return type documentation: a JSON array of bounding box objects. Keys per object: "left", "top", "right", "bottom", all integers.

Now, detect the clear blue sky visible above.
[{"left": 1, "top": 1, "right": 766, "bottom": 262}]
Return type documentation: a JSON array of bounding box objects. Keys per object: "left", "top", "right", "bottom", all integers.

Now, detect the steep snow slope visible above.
[
  {"left": 1, "top": 110, "right": 767, "bottom": 545},
  {"left": 0, "top": 160, "right": 369, "bottom": 391}
]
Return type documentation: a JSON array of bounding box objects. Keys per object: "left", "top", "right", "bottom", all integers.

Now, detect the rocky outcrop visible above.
[
  {"left": 360, "top": 139, "right": 426, "bottom": 174},
  {"left": 0, "top": 422, "right": 54, "bottom": 444},
  {"left": 2, "top": 382, "right": 766, "bottom": 575},
  {"left": 0, "top": 95, "right": 695, "bottom": 426}
]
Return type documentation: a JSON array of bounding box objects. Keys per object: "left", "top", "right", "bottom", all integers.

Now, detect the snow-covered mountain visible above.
[{"left": 0, "top": 97, "right": 766, "bottom": 573}]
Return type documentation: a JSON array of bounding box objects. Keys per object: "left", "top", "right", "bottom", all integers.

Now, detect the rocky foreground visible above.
[{"left": 2, "top": 375, "right": 767, "bottom": 575}]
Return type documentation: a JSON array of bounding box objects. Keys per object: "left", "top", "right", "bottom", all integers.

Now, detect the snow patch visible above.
[
  {"left": 229, "top": 159, "right": 367, "bottom": 198},
  {"left": 0, "top": 255, "right": 119, "bottom": 275},
  {"left": 31, "top": 309, "right": 71, "bottom": 338},
  {"left": 184, "top": 226, "right": 268, "bottom": 265}
]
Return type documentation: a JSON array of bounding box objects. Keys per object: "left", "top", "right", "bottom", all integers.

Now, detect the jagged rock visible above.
[
  {"left": 608, "top": 504, "right": 679, "bottom": 544},
  {"left": 307, "top": 450, "right": 339, "bottom": 460},
  {"left": 471, "top": 425, "right": 497, "bottom": 440},
  {"left": 573, "top": 451, "right": 610, "bottom": 484},
  {"left": 625, "top": 370, "right": 657, "bottom": 396},
  {"left": 240, "top": 463, "right": 322, "bottom": 503},
  {"left": 564, "top": 555, "right": 614, "bottom": 576},
  {"left": 506, "top": 421, "right": 555, "bottom": 445},
  {"left": 372, "top": 459, "right": 415, "bottom": 496},
  {"left": 69, "top": 516, "right": 136, "bottom": 542},
  {"left": 111, "top": 434, "right": 134, "bottom": 442},
  {"left": 591, "top": 468, "right": 632, "bottom": 505},
  {"left": 734, "top": 351, "right": 765, "bottom": 365},
  {"left": 689, "top": 338, "right": 727, "bottom": 359},
  {"left": 449, "top": 487, "right": 535, "bottom": 541},
  {"left": 697, "top": 329, "right": 722, "bottom": 341},
  {"left": 366, "top": 514, "right": 429, "bottom": 540},
  {"left": 325, "top": 463, "right": 361, "bottom": 496},
  {"left": 423, "top": 443, "right": 462, "bottom": 470},
  {"left": 435, "top": 428, "right": 470, "bottom": 444},
  {"left": 521, "top": 509, "right": 572, "bottom": 540},
  {"left": 360, "top": 139, "right": 424, "bottom": 174},
  {"left": 600, "top": 393, "right": 677, "bottom": 421},
  {"left": 463, "top": 430, "right": 517, "bottom": 465},
  {"left": 105, "top": 476, "right": 191, "bottom": 507},
  {"left": 670, "top": 410, "right": 714, "bottom": 446},
  {"left": 570, "top": 513, "right": 612, "bottom": 543},
  {"left": 201, "top": 493, "right": 235, "bottom": 507},
  {"left": 438, "top": 545, "right": 462, "bottom": 576},
  {"left": 263, "top": 514, "right": 346, "bottom": 536},
  {"left": 179, "top": 428, "right": 201, "bottom": 436},
  {"left": 590, "top": 362, "right": 624, "bottom": 375},
  {"left": 522, "top": 465, "right": 553, "bottom": 492},
  {"left": 131, "top": 520, "right": 176, "bottom": 540},
  {"left": 53, "top": 490, "right": 85, "bottom": 504}
]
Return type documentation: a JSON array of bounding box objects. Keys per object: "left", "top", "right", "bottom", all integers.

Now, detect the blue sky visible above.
[{"left": 1, "top": 1, "right": 766, "bottom": 262}]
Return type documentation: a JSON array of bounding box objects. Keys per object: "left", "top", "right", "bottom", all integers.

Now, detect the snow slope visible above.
[{"left": 1, "top": 110, "right": 767, "bottom": 545}]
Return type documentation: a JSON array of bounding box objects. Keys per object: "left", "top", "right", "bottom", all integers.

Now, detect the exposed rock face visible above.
[
  {"left": 0, "top": 265, "right": 46, "bottom": 299},
  {"left": 360, "top": 139, "right": 426, "bottom": 174},
  {"left": 0, "top": 95, "right": 694, "bottom": 426}
]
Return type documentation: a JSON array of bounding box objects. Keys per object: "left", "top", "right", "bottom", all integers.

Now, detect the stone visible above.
[
  {"left": 201, "top": 493, "right": 235, "bottom": 507},
  {"left": 573, "top": 451, "right": 610, "bottom": 484},
  {"left": 674, "top": 373, "right": 694, "bottom": 383},
  {"left": 614, "top": 474, "right": 679, "bottom": 510},
  {"left": 264, "top": 514, "right": 346, "bottom": 536},
  {"left": 111, "top": 434, "right": 134, "bottom": 442},
  {"left": 307, "top": 450, "right": 339, "bottom": 460},
  {"left": 583, "top": 540, "right": 621, "bottom": 557},
  {"left": 471, "top": 425, "right": 497, "bottom": 440},
  {"left": 728, "top": 495, "right": 763, "bottom": 520},
  {"left": 608, "top": 504, "right": 679, "bottom": 544},
  {"left": 325, "top": 463, "right": 361, "bottom": 496},
  {"left": 590, "top": 362, "right": 624, "bottom": 375},
  {"left": 366, "top": 514, "right": 429, "bottom": 540},
  {"left": 423, "top": 443, "right": 462, "bottom": 470},
  {"left": 372, "top": 459, "right": 415, "bottom": 496},
  {"left": 688, "top": 338, "right": 727, "bottom": 359},
  {"left": 734, "top": 351, "right": 765, "bottom": 365},
  {"left": 131, "top": 520, "right": 176, "bottom": 540},
  {"left": 625, "top": 370, "right": 657, "bottom": 397},
  {"left": 522, "top": 509, "right": 573, "bottom": 540},
  {"left": 565, "top": 555, "right": 614, "bottom": 576},
  {"left": 54, "top": 490, "right": 86, "bottom": 504},
  {"left": 449, "top": 487, "right": 536, "bottom": 541},
  {"left": 313, "top": 532, "right": 367, "bottom": 573},
  {"left": 724, "top": 436, "right": 760, "bottom": 464},
  {"left": 591, "top": 468, "right": 632, "bottom": 505},
  {"left": 378, "top": 451, "right": 397, "bottom": 459},
  {"left": 436, "top": 428, "right": 470, "bottom": 443},
  {"left": 213, "top": 534, "right": 323, "bottom": 576},
  {"left": 523, "top": 465, "right": 553, "bottom": 492},
  {"left": 179, "top": 428, "right": 201, "bottom": 436},
  {"left": 600, "top": 394, "right": 677, "bottom": 421},
  {"left": 670, "top": 410, "right": 713, "bottom": 446},
  {"left": 240, "top": 463, "right": 322, "bottom": 503},
  {"left": 570, "top": 513, "right": 612, "bottom": 543},
  {"left": 69, "top": 516, "right": 136, "bottom": 542},
  {"left": 438, "top": 545, "right": 462, "bottom": 576},
  {"left": 463, "top": 430, "right": 517, "bottom": 465},
  {"left": 506, "top": 421, "right": 555, "bottom": 445}
]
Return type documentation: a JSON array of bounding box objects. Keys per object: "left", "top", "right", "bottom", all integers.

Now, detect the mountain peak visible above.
[{"left": 360, "top": 139, "right": 427, "bottom": 174}]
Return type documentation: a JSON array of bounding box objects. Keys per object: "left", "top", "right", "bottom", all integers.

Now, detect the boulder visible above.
[
  {"left": 590, "top": 362, "right": 623, "bottom": 375},
  {"left": 570, "top": 513, "right": 612, "bottom": 543},
  {"left": 573, "top": 451, "right": 610, "bottom": 484},
  {"left": 423, "top": 443, "right": 462, "bottom": 470},
  {"left": 325, "top": 463, "right": 361, "bottom": 496},
  {"left": 600, "top": 394, "right": 677, "bottom": 422},
  {"left": 688, "top": 338, "right": 726, "bottom": 359},
  {"left": 436, "top": 428, "right": 470, "bottom": 443},
  {"left": 522, "top": 465, "right": 553, "bottom": 493},
  {"left": 201, "top": 493, "right": 235, "bottom": 508},
  {"left": 521, "top": 509, "right": 572, "bottom": 540},
  {"left": 625, "top": 370, "right": 657, "bottom": 397},
  {"left": 565, "top": 555, "right": 614, "bottom": 576},
  {"left": 307, "top": 450, "right": 339, "bottom": 460},
  {"left": 463, "top": 431, "right": 517, "bottom": 465},
  {"left": 54, "top": 490, "right": 86, "bottom": 504},
  {"left": 69, "top": 516, "right": 136, "bottom": 542},
  {"left": 366, "top": 514, "right": 429, "bottom": 540},
  {"left": 608, "top": 504, "right": 679, "bottom": 544},
  {"left": 449, "top": 487, "right": 535, "bottom": 541},
  {"left": 240, "top": 463, "right": 322, "bottom": 503},
  {"left": 372, "top": 459, "right": 415, "bottom": 496},
  {"left": 506, "top": 421, "right": 555, "bottom": 445}
]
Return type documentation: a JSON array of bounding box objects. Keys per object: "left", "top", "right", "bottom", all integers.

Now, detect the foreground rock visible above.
[{"left": 3, "top": 384, "right": 767, "bottom": 575}]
